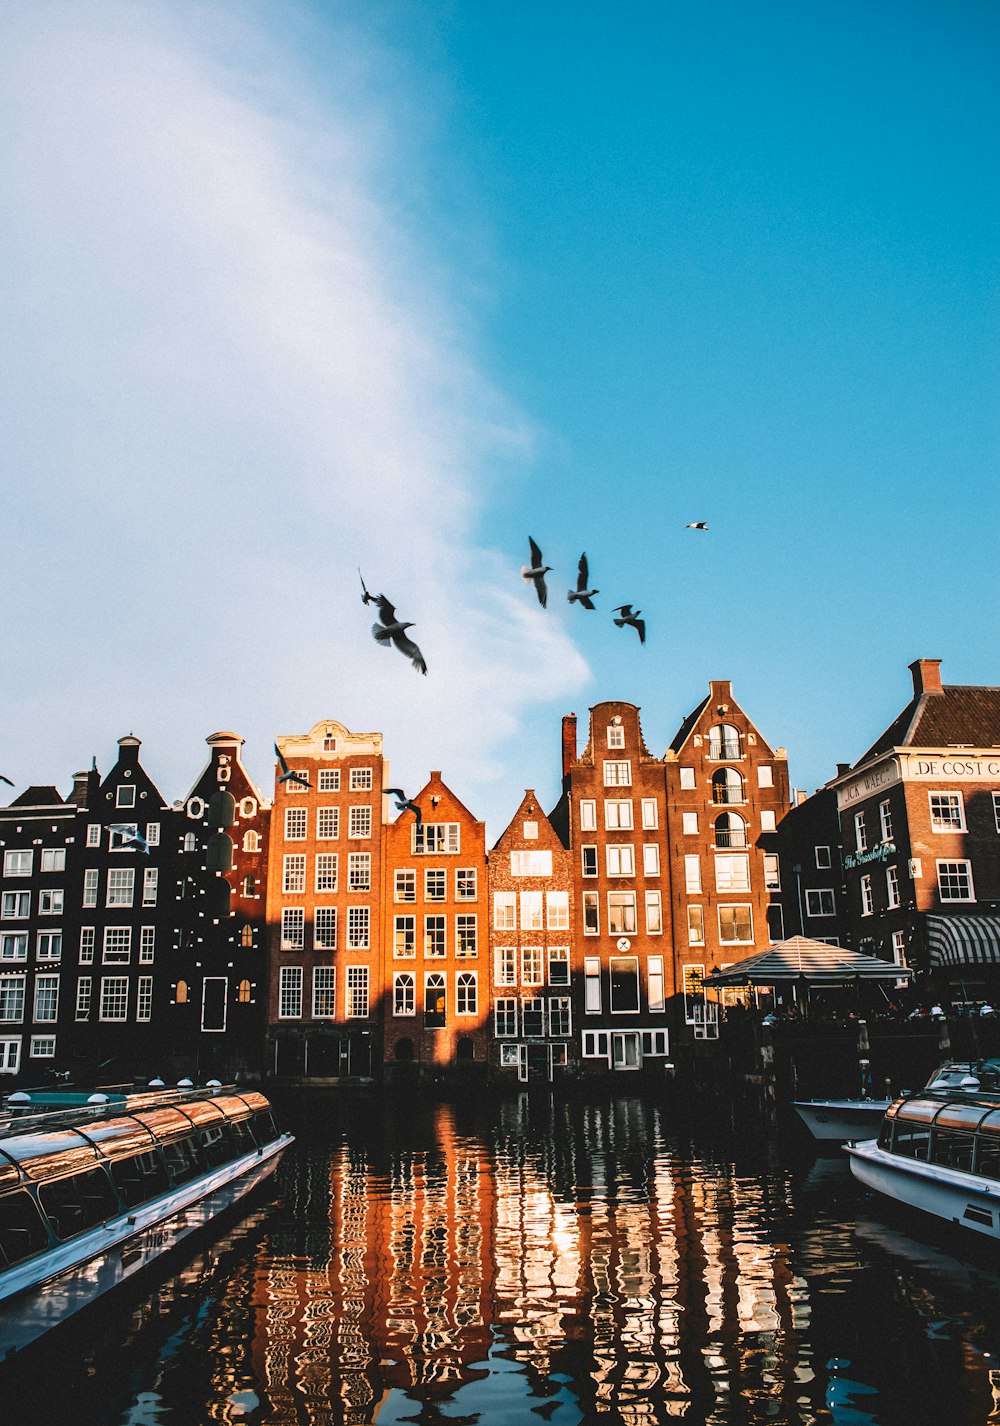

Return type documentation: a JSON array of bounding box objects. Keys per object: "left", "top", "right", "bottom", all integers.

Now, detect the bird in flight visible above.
[
  {"left": 372, "top": 595, "right": 428, "bottom": 675},
  {"left": 0, "top": 775, "right": 12, "bottom": 787},
  {"left": 521, "top": 537, "right": 552, "bottom": 608},
  {"left": 109, "top": 824, "right": 151, "bottom": 854},
  {"left": 567, "top": 552, "right": 598, "bottom": 610},
  {"left": 274, "top": 744, "right": 311, "bottom": 789},
  {"left": 685, "top": 522, "right": 709, "bottom": 531},
  {"left": 384, "top": 788, "right": 423, "bottom": 827},
  {"left": 359, "top": 568, "right": 382, "bottom": 606},
  {"left": 612, "top": 604, "right": 646, "bottom": 644}
]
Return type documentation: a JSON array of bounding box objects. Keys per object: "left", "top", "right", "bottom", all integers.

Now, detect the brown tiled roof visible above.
[
  {"left": 855, "top": 686, "right": 1000, "bottom": 766},
  {"left": 10, "top": 786, "right": 66, "bottom": 807}
]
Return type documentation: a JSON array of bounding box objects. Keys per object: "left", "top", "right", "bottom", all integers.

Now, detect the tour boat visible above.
[
  {"left": 0, "top": 1085, "right": 293, "bottom": 1360},
  {"left": 846, "top": 1090, "right": 1000, "bottom": 1240},
  {"left": 793, "top": 1061, "right": 996, "bottom": 1143}
]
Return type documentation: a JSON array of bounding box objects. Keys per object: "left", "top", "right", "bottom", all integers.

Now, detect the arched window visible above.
[
  {"left": 456, "top": 972, "right": 477, "bottom": 1016},
  {"left": 240, "top": 924, "right": 254, "bottom": 948},
  {"left": 237, "top": 979, "right": 252, "bottom": 1004},
  {"left": 183, "top": 832, "right": 197, "bottom": 853},
  {"left": 243, "top": 830, "right": 260, "bottom": 853},
  {"left": 712, "top": 768, "right": 745, "bottom": 805},
  {"left": 175, "top": 980, "right": 188, "bottom": 1005},
  {"left": 456, "top": 1036, "right": 474, "bottom": 1060},
  {"left": 709, "top": 723, "right": 743, "bottom": 760},
  {"left": 714, "top": 812, "right": 747, "bottom": 848},
  {"left": 242, "top": 875, "right": 256, "bottom": 898}
]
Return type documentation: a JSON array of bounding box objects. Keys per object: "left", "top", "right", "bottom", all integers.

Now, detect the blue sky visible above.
[{"left": 1, "top": 0, "right": 997, "bottom": 837}]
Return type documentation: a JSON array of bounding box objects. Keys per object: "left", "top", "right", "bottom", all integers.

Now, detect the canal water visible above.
[{"left": 6, "top": 1089, "right": 1000, "bottom": 1425}]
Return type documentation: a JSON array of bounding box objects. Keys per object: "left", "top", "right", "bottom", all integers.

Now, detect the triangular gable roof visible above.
[
  {"left": 856, "top": 685, "right": 1000, "bottom": 767},
  {"left": 402, "top": 772, "right": 483, "bottom": 830},
  {"left": 491, "top": 790, "right": 566, "bottom": 852},
  {"left": 669, "top": 697, "right": 710, "bottom": 754},
  {"left": 705, "top": 936, "right": 910, "bottom": 984},
  {"left": 10, "top": 786, "right": 66, "bottom": 807}
]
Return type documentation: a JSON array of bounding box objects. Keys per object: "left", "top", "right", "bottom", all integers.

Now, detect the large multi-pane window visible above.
[
  {"left": 350, "top": 767, "right": 373, "bottom": 791},
  {"left": 394, "top": 972, "right": 415, "bottom": 1017},
  {"left": 106, "top": 869, "right": 134, "bottom": 908},
  {"left": 494, "top": 946, "right": 517, "bottom": 986},
  {"left": 317, "top": 770, "right": 340, "bottom": 793},
  {"left": 83, "top": 869, "right": 99, "bottom": 908},
  {"left": 312, "top": 967, "right": 335, "bottom": 1018},
  {"left": 510, "top": 851, "right": 553, "bottom": 876},
  {"left": 315, "top": 854, "right": 338, "bottom": 892},
  {"left": 33, "top": 975, "right": 59, "bottom": 1023},
  {"left": 348, "top": 853, "right": 371, "bottom": 892},
  {"left": 424, "top": 916, "right": 446, "bottom": 957},
  {"left": 719, "top": 905, "right": 753, "bottom": 942},
  {"left": 519, "top": 892, "right": 543, "bottom": 931},
  {"left": 346, "top": 966, "right": 369, "bottom": 1017},
  {"left": 348, "top": 806, "right": 372, "bottom": 839},
  {"left": 395, "top": 869, "right": 417, "bottom": 902},
  {"left": 314, "top": 907, "right": 337, "bottom": 950},
  {"left": 929, "top": 793, "right": 965, "bottom": 832},
  {"left": 79, "top": 927, "right": 95, "bottom": 964},
  {"left": 100, "top": 976, "right": 129, "bottom": 1021},
  {"left": 394, "top": 916, "right": 416, "bottom": 958},
  {"left": 494, "top": 997, "right": 517, "bottom": 1036},
  {"left": 715, "top": 855, "right": 750, "bottom": 892},
  {"left": 0, "top": 976, "right": 25, "bottom": 1021},
  {"left": 414, "top": 823, "right": 460, "bottom": 854},
  {"left": 521, "top": 946, "right": 543, "bottom": 986},
  {"left": 493, "top": 892, "right": 516, "bottom": 929},
  {"left": 548, "top": 946, "right": 570, "bottom": 985},
  {"left": 284, "top": 807, "right": 307, "bottom": 840},
  {"left": 603, "top": 760, "right": 632, "bottom": 786},
  {"left": 317, "top": 807, "right": 340, "bottom": 839},
  {"left": 937, "top": 860, "right": 974, "bottom": 901},
  {"left": 278, "top": 966, "right": 302, "bottom": 1018},
  {"left": 103, "top": 927, "right": 131, "bottom": 964},
  {"left": 75, "top": 976, "right": 92, "bottom": 1020},
  {"left": 608, "top": 892, "right": 637, "bottom": 935},
  {"left": 456, "top": 916, "right": 477, "bottom": 957},
  {"left": 281, "top": 908, "right": 305, "bottom": 950},
  {"left": 347, "top": 907, "right": 370, "bottom": 949},
  {"left": 139, "top": 927, "right": 155, "bottom": 964},
  {"left": 283, "top": 855, "right": 306, "bottom": 894},
  {"left": 456, "top": 972, "right": 477, "bottom": 1016},
  {"left": 550, "top": 997, "right": 572, "bottom": 1036},
  {"left": 456, "top": 868, "right": 477, "bottom": 900},
  {"left": 137, "top": 976, "right": 153, "bottom": 1022},
  {"left": 425, "top": 869, "right": 447, "bottom": 901},
  {"left": 546, "top": 892, "right": 569, "bottom": 929}
]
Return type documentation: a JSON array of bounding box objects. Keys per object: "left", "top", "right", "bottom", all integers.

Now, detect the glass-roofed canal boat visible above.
[
  {"left": 0, "top": 1085, "right": 293, "bottom": 1360},
  {"left": 846, "top": 1088, "right": 1000, "bottom": 1240}
]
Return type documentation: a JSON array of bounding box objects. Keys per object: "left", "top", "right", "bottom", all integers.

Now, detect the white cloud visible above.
[{"left": 0, "top": 1, "right": 589, "bottom": 829}]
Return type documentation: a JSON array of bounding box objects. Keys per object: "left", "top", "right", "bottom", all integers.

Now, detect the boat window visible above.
[
  {"left": 109, "top": 1150, "right": 170, "bottom": 1209},
  {"left": 977, "top": 1133, "right": 1000, "bottom": 1180},
  {"left": 37, "top": 1168, "right": 118, "bottom": 1240},
  {"left": 199, "top": 1125, "right": 234, "bottom": 1169},
  {"left": 227, "top": 1119, "right": 256, "bottom": 1156},
  {"left": 890, "top": 1124, "right": 930, "bottom": 1161},
  {"left": 894, "top": 1098, "right": 941, "bottom": 1126},
  {"left": 251, "top": 1110, "right": 278, "bottom": 1146},
  {"left": 160, "top": 1136, "right": 202, "bottom": 1186},
  {"left": 928, "top": 1130, "right": 976, "bottom": 1173},
  {"left": 877, "top": 1122, "right": 894, "bottom": 1151},
  {"left": 0, "top": 1189, "right": 50, "bottom": 1266}
]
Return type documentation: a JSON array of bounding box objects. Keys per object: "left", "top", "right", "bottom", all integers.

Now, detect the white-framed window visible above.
[
  {"left": 641, "top": 798, "right": 658, "bottom": 829},
  {"left": 604, "top": 800, "right": 633, "bottom": 830},
  {"left": 929, "top": 792, "right": 965, "bottom": 833},
  {"left": 315, "top": 907, "right": 337, "bottom": 950},
  {"left": 606, "top": 844, "right": 635, "bottom": 877},
  {"left": 582, "top": 845, "right": 598, "bottom": 877},
  {"left": 414, "top": 823, "right": 460, "bottom": 854},
  {"left": 608, "top": 892, "right": 637, "bottom": 935},
  {"left": 584, "top": 957, "right": 601, "bottom": 1013},
  {"left": 763, "top": 853, "right": 780, "bottom": 890},
  {"left": 318, "top": 769, "right": 340, "bottom": 793},
  {"left": 522, "top": 820, "right": 538, "bottom": 840},
  {"left": 104, "top": 868, "right": 133, "bottom": 909},
  {"left": 548, "top": 946, "right": 570, "bottom": 985},
  {"left": 582, "top": 1030, "right": 610, "bottom": 1060},
  {"left": 145, "top": 822, "right": 160, "bottom": 846},
  {"left": 583, "top": 891, "right": 599, "bottom": 935},
  {"left": 682, "top": 812, "right": 698, "bottom": 835},
  {"left": 685, "top": 855, "right": 702, "bottom": 893},
  {"left": 393, "top": 971, "right": 415, "bottom": 1017},
  {"left": 346, "top": 966, "right": 369, "bottom": 1017},
  {"left": 855, "top": 813, "right": 868, "bottom": 853},
  {"left": 139, "top": 927, "right": 155, "bottom": 964},
  {"left": 312, "top": 966, "right": 336, "bottom": 1018},
  {"left": 79, "top": 927, "right": 95, "bottom": 964},
  {"left": 760, "top": 810, "right": 776, "bottom": 833},
  {"left": 861, "top": 875, "right": 874, "bottom": 916},
  {"left": 603, "top": 760, "right": 632, "bottom": 787},
  {"left": 886, "top": 865, "right": 900, "bottom": 909},
  {"left": 0, "top": 976, "right": 25, "bottom": 1022},
  {"left": 709, "top": 724, "right": 742, "bottom": 760},
  {"left": 284, "top": 807, "right": 307, "bottom": 840},
  {"left": 937, "top": 860, "right": 974, "bottom": 902},
  {"left": 32, "top": 975, "right": 58, "bottom": 1023},
  {"left": 315, "top": 853, "right": 338, "bottom": 893},
  {"left": 546, "top": 891, "right": 569, "bottom": 929},
  {"left": 647, "top": 955, "right": 665, "bottom": 1013},
  {"left": 687, "top": 906, "right": 704, "bottom": 945},
  {"left": 0, "top": 934, "right": 27, "bottom": 963},
  {"left": 242, "top": 830, "right": 260, "bottom": 852},
  {"left": 493, "top": 892, "right": 516, "bottom": 929},
  {"left": 36, "top": 931, "right": 62, "bottom": 962},
  {"left": 609, "top": 956, "right": 639, "bottom": 1013},
  {"left": 348, "top": 852, "right": 371, "bottom": 893},
  {"left": 645, "top": 891, "right": 662, "bottom": 934},
  {"left": 347, "top": 907, "right": 370, "bottom": 949},
  {"left": 579, "top": 799, "right": 597, "bottom": 831},
  {"left": 394, "top": 915, "right": 415, "bottom": 958},
  {"left": 136, "top": 976, "right": 153, "bottom": 1022},
  {"left": 278, "top": 966, "right": 302, "bottom": 1019},
  {"left": 395, "top": 869, "right": 416, "bottom": 902},
  {"left": 494, "top": 997, "right": 518, "bottom": 1036},
  {"left": 510, "top": 850, "right": 553, "bottom": 876},
  {"left": 38, "top": 889, "right": 64, "bottom": 916},
  {"left": 641, "top": 1029, "right": 669, "bottom": 1057},
  {"left": 456, "top": 868, "right": 477, "bottom": 900},
  {"left": 424, "top": 915, "right": 446, "bottom": 957},
  {"left": 522, "top": 996, "right": 545, "bottom": 1037},
  {"left": 494, "top": 946, "right": 517, "bottom": 986},
  {"left": 281, "top": 907, "right": 305, "bottom": 950},
  {"left": 317, "top": 806, "right": 339, "bottom": 840},
  {"left": 115, "top": 785, "right": 136, "bottom": 809},
  {"left": 993, "top": 791, "right": 1000, "bottom": 834},
  {"left": 348, "top": 806, "right": 372, "bottom": 839},
  {"left": 719, "top": 905, "right": 753, "bottom": 943},
  {"left": 607, "top": 724, "right": 625, "bottom": 749},
  {"left": 679, "top": 768, "right": 696, "bottom": 791},
  {"left": 715, "top": 807, "right": 748, "bottom": 849},
  {"left": 642, "top": 843, "right": 660, "bottom": 876},
  {"left": 350, "top": 766, "right": 373, "bottom": 791},
  {"left": 712, "top": 768, "right": 745, "bottom": 805},
  {"left": 1, "top": 892, "right": 29, "bottom": 920},
  {"left": 806, "top": 889, "right": 835, "bottom": 917},
  {"left": 521, "top": 946, "right": 543, "bottom": 986},
  {"left": 683, "top": 964, "right": 706, "bottom": 1024},
  {"left": 456, "top": 971, "right": 477, "bottom": 1016},
  {"left": 815, "top": 845, "right": 831, "bottom": 869},
  {"left": 425, "top": 868, "right": 447, "bottom": 901},
  {"left": 75, "top": 977, "right": 92, "bottom": 1020},
  {"left": 0, "top": 1037, "right": 21, "bottom": 1073},
  {"left": 891, "top": 929, "right": 907, "bottom": 968},
  {"left": 103, "top": 927, "right": 132, "bottom": 964},
  {"left": 142, "top": 868, "right": 158, "bottom": 906},
  {"left": 456, "top": 915, "right": 478, "bottom": 958},
  {"left": 284, "top": 772, "right": 308, "bottom": 794},
  {"left": 283, "top": 855, "right": 306, "bottom": 894},
  {"left": 3, "top": 851, "right": 32, "bottom": 877},
  {"left": 40, "top": 848, "right": 66, "bottom": 873},
  {"left": 879, "top": 800, "right": 894, "bottom": 843},
  {"left": 86, "top": 823, "right": 101, "bottom": 847},
  {"left": 549, "top": 996, "right": 572, "bottom": 1037},
  {"left": 520, "top": 892, "right": 543, "bottom": 931},
  {"left": 715, "top": 854, "right": 750, "bottom": 892},
  {"left": 766, "top": 904, "right": 785, "bottom": 942},
  {"left": 30, "top": 1035, "right": 56, "bottom": 1059},
  {"left": 100, "top": 976, "right": 129, "bottom": 1021},
  {"left": 757, "top": 766, "right": 774, "bottom": 788}
]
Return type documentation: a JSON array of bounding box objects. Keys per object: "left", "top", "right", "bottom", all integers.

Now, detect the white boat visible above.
[
  {"left": 0, "top": 1086, "right": 293, "bottom": 1360},
  {"left": 793, "top": 1061, "right": 994, "bottom": 1143},
  {"left": 846, "top": 1090, "right": 1000, "bottom": 1240}
]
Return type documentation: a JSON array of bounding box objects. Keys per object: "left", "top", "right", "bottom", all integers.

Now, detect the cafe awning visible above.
[
  {"left": 927, "top": 915, "right": 1000, "bottom": 968},
  {"left": 704, "top": 935, "right": 911, "bottom": 987}
]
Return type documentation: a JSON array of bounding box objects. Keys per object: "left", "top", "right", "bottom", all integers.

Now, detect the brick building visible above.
[
  {"left": 488, "top": 789, "right": 574, "bottom": 1083},
  {"left": 775, "top": 785, "right": 847, "bottom": 944},
  {"left": 383, "top": 772, "right": 488, "bottom": 1082}
]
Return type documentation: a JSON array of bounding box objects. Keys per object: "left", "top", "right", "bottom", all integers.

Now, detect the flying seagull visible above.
[
  {"left": 109, "top": 823, "right": 151, "bottom": 854},
  {"left": 0, "top": 775, "right": 12, "bottom": 787},
  {"left": 274, "top": 744, "right": 311, "bottom": 789},
  {"left": 521, "top": 537, "right": 552, "bottom": 608},
  {"left": 384, "top": 788, "right": 423, "bottom": 827},
  {"left": 372, "top": 595, "right": 428, "bottom": 675},
  {"left": 567, "top": 552, "right": 598, "bottom": 610},
  {"left": 359, "top": 568, "right": 381, "bottom": 606},
  {"left": 612, "top": 604, "right": 646, "bottom": 644},
  {"left": 685, "top": 522, "right": 709, "bottom": 531}
]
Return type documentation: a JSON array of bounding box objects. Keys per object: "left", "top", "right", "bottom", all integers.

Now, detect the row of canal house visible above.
[{"left": 4, "top": 658, "right": 996, "bottom": 1086}]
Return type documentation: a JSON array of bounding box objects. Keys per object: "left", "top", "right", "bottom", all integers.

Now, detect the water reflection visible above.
[{"left": 6, "top": 1091, "right": 1000, "bottom": 1424}]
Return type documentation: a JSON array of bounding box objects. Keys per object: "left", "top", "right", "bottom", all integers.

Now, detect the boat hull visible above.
[
  {"left": 793, "top": 1099, "right": 891, "bottom": 1142},
  {"left": 0, "top": 1136, "right": 291, "bottom": 1360},
  {"left": 846, "top": 1140, "right": 1000, "bottom": 1240}
]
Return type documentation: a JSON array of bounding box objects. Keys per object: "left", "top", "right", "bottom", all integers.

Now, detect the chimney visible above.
[
  {"left": 909, "top": 659, "right": 943, "bottom": 698},
  {"left": 709, "top": 679, "right": 733, "bottom": 710},
  {"left": 68, "top": 771, "right": 91, "bottom": 808},
  {"left": 836, "top": 763, "right": 851, "bottom": 777},
  {"left": 562, "top": 714, "right": 577, "bottom": 780}
]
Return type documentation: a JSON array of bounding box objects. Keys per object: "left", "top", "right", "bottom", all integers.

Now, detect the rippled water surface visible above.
[{"left": 6, "top": 1090, "right": 1000, "bottom": 1425}]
